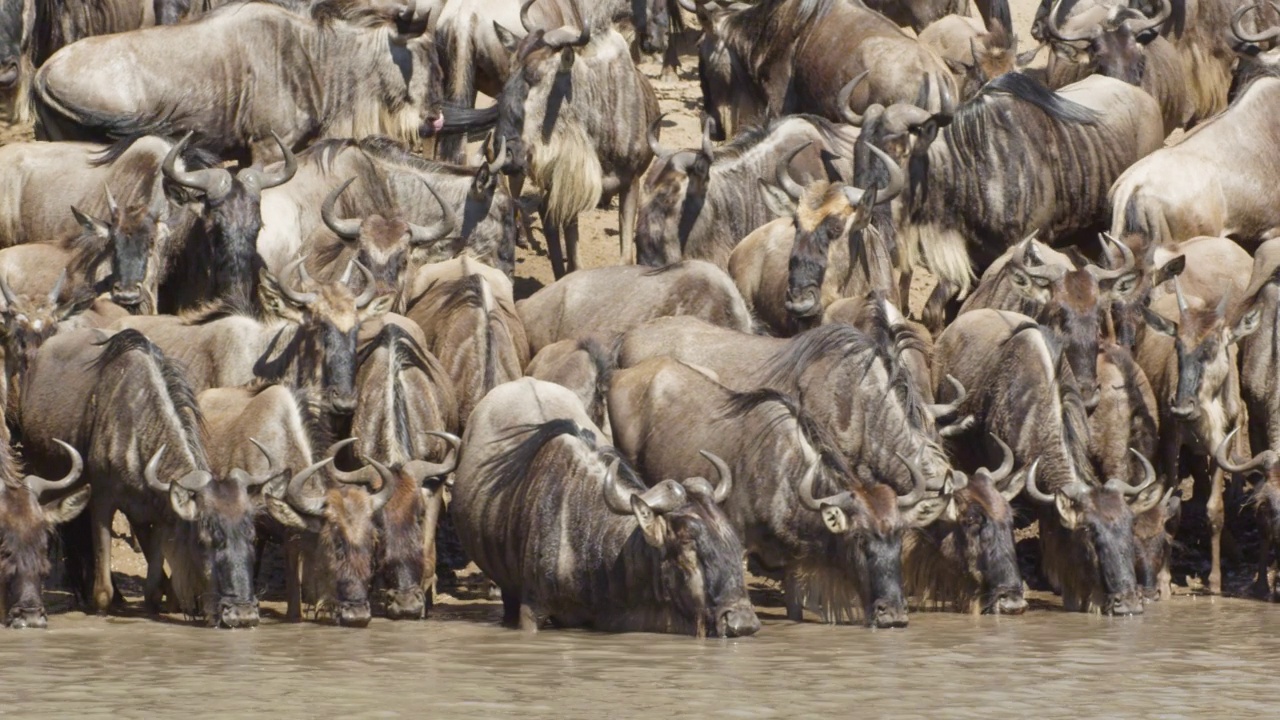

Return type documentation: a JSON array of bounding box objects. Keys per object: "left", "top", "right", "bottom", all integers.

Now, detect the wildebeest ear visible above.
[
  {"left": 820, "top": 504, "right": 850, "bottom": 534},
  {"left": 903, "top": 495, "right": 951, "bottom": 528},
  {"left": 1141, "top": 307, "right": 1178, "bottom": 337},
  {"left": 1054, "top": 492, "right": 1085, "bottom": 530},
  {"left": 493, "top": 21, "right": 521, "bottom": 53},
  {"left": 258, "top": 269, "right": 305, "bottom": 320},
  {"left": 70, "top": 206, "right": 111, "bottom": 240},
  {"left": 42, "top": 485, "right": 91, "bottom": 526},
  {"left": 757, "top": 179, "right": 795, "bottom": 219},
  {"left": 1106, "top": 271, "right": 1141, "bottom": 300},
  {"left": 266, "top": 494, "right": 318, "bottom": 533},
  {"left": 1230, "top": 306, "right": 1262, "bottom": 344},
  {"left": 1008, "top": 265, "right": 1051, "bottom": 296},
  {"left": 997, "top": 470, "right": 1026, "bottom": 502},
  {"left": 169, "top": 486, "right": 200, "bottom": 523},
  {"left": 1152, "top": 255, "right": 1186, "bottom": 287},
  {"left": 470, "top": 165, "right": 496, "bottom": 199},
  {"left": 57, "top": 292, "right": 97, "bottom": 322},
  {"left": 631, "top": 494, "right": 667, "bottom": 548},
  {"left": 1135, "top": 28, "right": 1159, "bottom": 45},
  {"left": 1163, "top": 494, "right": 1182, "bottom": 533},
  {"left": 359, "top": 294, "right": 396, "bottom": 320}
]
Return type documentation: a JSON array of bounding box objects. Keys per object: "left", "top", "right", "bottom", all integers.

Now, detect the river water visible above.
[{"left": 4, "top": 597, "right": 1275, "bottom": 718}]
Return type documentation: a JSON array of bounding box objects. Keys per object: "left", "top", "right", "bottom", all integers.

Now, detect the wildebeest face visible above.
[
  {"left": 0, "top": 482, "right": 89, "bottom": 629},
  {"left": 948, "top": 474, "right": 1026, "bottom": 614},
  {"left": 72, "top": 202, "right": 166, "bottom": 314},
  {"left": 785, "top": 183, "right": 877, "bottom": 319},
  {"left": 635, "top": 0, "right": 670, "bottom": 55},
  {"left": 635, "top": 150, "right": 709, "bottom": 267},
  {"left": 375, "top": 468, "right": 449, "bottom": 621},
  {"left": 191, "top": 481, "right": 261, "bottom": 628},
  {"left": 1051, "top": 485, "right": 1144, "bottom": 614},
  {"left": 400, "top": 34, "right": 446, "bottom": 138},
  {"left": 1131, "top": 486, "right": 1179, "bottom": 600},
  {"left": 817, "top": 484, "right": 910, "bottom": 628}
]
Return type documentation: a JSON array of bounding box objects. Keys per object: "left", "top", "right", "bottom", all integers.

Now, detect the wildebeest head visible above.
[
  {"left": 1141, "top": 280, "right": 1261, "bottom": 420},
  {"left": 915, "top": 435, "right": 1027, "bottom": 614},
  {"left": 1230, "top": 3, "right": 1280, "bottom": 94},
  {"left": 259, "top": 258, "right": 394, "bottom": 416},
  {"left": 838, "top": 71, "right": 954, "bottom": 164},
  {"left": 1006, "top": 235, "right": 1139, "bottom": 408},
  {"left": 771, "top": 141, "right": 904, "bottom": 320},
  {"left": 0, "top": 271, "right": 92, "bottom": 388},
  {"left": 0, "top": 441, "right": 86, "bottom": 629},
  {"left": 635, "top": 116, "right": 715, "bottom": 267},
  {"left": 1045, "top": 0, "right": 1170, "bottom": 86},
  {"left": 602, "top": 453, "right": 759, "bottom": 638},
  {"left": 492, "top": 0, "right": 594, "bottom": 176},
  {"left": 1108, "top": 241, "right": 1184, "bottom": 348},
  {"left": 1130, "top": 483, "right": 1179, "bottom": 600},
  {"left": 320, "top": 175, "right": 458, "bottom": 308},
  {"left": 634, "top": 0, "right": 671, "bottom": 55},
  {"left": 164, "top": 132, "right": 298, "bottom": 309},
  {"left": 265, "top": 438, "right": 399, "bottom": 627},
  {"left": 1024, "top": 451, "right": 1160, "bottom": 614},
  {"left": 144, "top": 441, "right": 295, "bottom": 628},
  {"left": 71, "top": 188, "right": 168, "bottom": 314},
  {"left": 352, "top": 433, "right": 459, "bottom": 620}
]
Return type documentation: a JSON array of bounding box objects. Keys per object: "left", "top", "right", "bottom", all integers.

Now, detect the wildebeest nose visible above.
[
  {"left": 8, "top": 609, "right": 47, "bottom": 629},
  {"left": 995, "top": 591, "right": 1028, "bottom": 615},
  {"left": 330, "top": 394, "right": 358, "bottom": 415},
  {"left": 872, "top": 600, "right": 909, "bottom": 628},
  {"left": 1106, "top": 593, "right": 1145, "bottom": 616},
  {"left": 1169, "top": 402, "right": 1196, "bottom": 419},
  {"left": 385, "top": 590, "right": 427, "bottom": 620},
  {"left": 338, "top": 603, "right": 373, "bottom": 628},
  {"left": 219, "top": 601, "right": 260, "bottom": 629}
]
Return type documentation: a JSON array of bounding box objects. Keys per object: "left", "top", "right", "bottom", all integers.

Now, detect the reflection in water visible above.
[{"left": 5, "top": 599, "right": 1277, "bottom": 717}]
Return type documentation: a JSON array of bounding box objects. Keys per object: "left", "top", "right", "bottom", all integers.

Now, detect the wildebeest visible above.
[
  {"left": 404, "top": 257, "right": 529, "bottom": 424},
  {"left": 34, "top": 0, "right": 444, "bottom": 164},
  {"left": 728, "top": 143, "right": 903, "bottom": 335},
  {"left": 0, "top": 436, "right": 86, "bottom": 628},
  {"left": 1041, "top": 0, "right": 1190, "bottom": 135},
  {"left": 256, "top": 135, "right": 519, "bottom": 282},
  {"left": 918, "top": 15, "right": 1017, "bottom": 100},
  {"left": 352, "top": 323, "right": 460, "bottom": 618},
  {"left": 517, "top": 261, "right": 752, "bottom": 354},
  {"left": 493, "top": 8, "right": 659, "bottom": 276},
  {"left": 1110, "top": 76, "right": 1280, "bottom": 248},
  {"left": 697, "top": 0, "right": 956, "bottom": 139},
  {"left": 453, "top": 377, "right": 760, "bottom": 636},
  {"left": 822, "top": 290, "right": 937, "bottom": 404},
  {"left": 526, "top": 336, "right": 616, "bottom": 440},
  {"left": 20, "top": 330, "right": 275, "bottom": 625},
  {"left": 611, "top": 357, "right": 989, "bottom": 623},
  {"left": 1211, "top": 431, "right": 1280, "bottom": 600},
  {"left": 934, "top": 309, "right": 1158, "bottom": 613},
  {"left": 634, "top": 115, "right": 857, "bottom": 268},
  {"left": 1137, "top": 273, "right": 1260, "bottom": 595},
  {"left": 896, "top": 73, "right": 1162, "bottom": 331}
]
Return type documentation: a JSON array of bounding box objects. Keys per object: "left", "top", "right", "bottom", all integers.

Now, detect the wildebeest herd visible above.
[{"left": 0, "top": 0, "right": 1278, "bottom": 637}]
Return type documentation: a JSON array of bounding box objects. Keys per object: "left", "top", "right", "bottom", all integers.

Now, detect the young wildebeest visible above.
[
  {"left": 404, "top": 257, "right": 529, "bottom": 425},
  {"left": 1137, "top": 276, "right": 1261, "bottom": 595},
  {"left": 111, "top": 258, "right": 394, "bottom": 420},
  {"left": 517, "top": 261, "right": 752, "bottom": 354},
  {"left": 20, "top": 330, "right": 275, "bottom": 625},
  {"left": 934, "top": 309, "right": 1161, "bottom": 614},
  {"left": 635, "top": 114, "right": 857, "bottom": 268},
  {"left": 34, "top": 0, "right": 445, "bottom": 164},
  {"left": 256, "top": 135, "right": 519, "bottom": 279},
  {"left": 896, "top": 73, "right": 1162, "bottom": 332},
  {"left": 352, "top": 323, "right": 460, "bottom": 618},
  {"left": 611, "top": 358, "right": 957, "bottom": 625},
  {"left": 453, "top": 377, "right": 760, "bottom": 637},
  {"left": 728, "top": 142, "right": 903, "bottom": 336},
  {"left": 493, "top": 7, "right": 659, "bottom": 276},
  {"left": 526, "top": 336, "right": 616, "bottom": 442},
  {"left": 0, "top": 437, "right": 86, "bottom": 628},
  {"left": 918, "top": 15, "right": 1017, "bottom": 100}
]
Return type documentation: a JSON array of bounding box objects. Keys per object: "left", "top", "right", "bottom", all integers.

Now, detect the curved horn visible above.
[
  {"left": 321, "top": 178, "right": 363, "bottom": 241},
  {"left": 487, "top": 133, "right": 507, "bottom": 174},
  {"left": 638, "top": 479, "right": 689, "bottom": 514},
  {"left": 543, "top": 0, "right": 590, "bottom": 48},
  {"left": 46, "top": 269, "right": 66, "bottom": 305},
  {"left": 797, "top": 450, "right": 853, "bottom": 514},
  {"left": 699, "top": 450, "right": 733, "bottom": 504},
  {"left": 363, "top": 456, "right": 400, "bottom": 512},
  {"left": 403, "top": 431, "right": 463, "bottom": 482},
  {"left": 1232, "top": 3, "right": 1280, "bottom": 43},
  {"left": 407, "top": 177, "right": 459, "bottom": 245},
  {"left": 983, "top": 434, "right": 1015, "bottom": 483},
  {"left": 1022, "top": 459, "right": 1052, "bottom": 503},
  {"left": 1173, "top": 277, "right": 1189, "bottom": 316},
  {"left": 351, "top": 260, "right": 377, "bottom": 309},
  {"left": 927, "top": 374, "right": 967, "bottom": 421},
  {"left": 1128, "top": 0, "right": 1171, "bottom": 35},
  {"left": 895, "top": 451, "right": 928, "bottom": 508},
  {"left": 866, "top": 142, "right": 904, "bottom": 204},
  {"left": 775, "top": 142, "right": 810, "bottom": 202},
  {"left": 286, "top": 457, "right": 334, "bottom": 517},
  {"left": 602, "top": 457, "right": 638, "bottom": 515},
  {"left": 162, "top": 132, "right": 232, "bottom": 200},
  {"left": 677, "top": 0, "right": 697, "bottom": 10},
  {"left": 837, "top": 70, "right": 871, "bottom": 126},
  {"left": 259, "top": 131, "right": 297, "bottom": 190},
  {"left": 322, "top": 438, "right": 370, "bottom": 484},
  {"left": 0, "top": 272, "right": 15, "bottom": 308},
  {"left": 1104, "top": 449, "right": 1157, "bottom": 496},
  {"left": 278, "top": 256, "right": 318, "bottom": 305},
  {"left": 144, "top": 445, "right": 170, "bottom": 493},
  {"left": 519, "top": 0, "right": 537, "bottom": 32},
  {"left": 230, "top": 437, "right": 284, "bottom": 489},
  {"left": 1046, "top": 0, "right": 1098, "bottom": 42},
  {"left": 1089, "top": 232, "right": 1136, "bottom": 281},
  {"left": 700, "top": 116, "right": 715, "bottom": 159},
  {"left": 1212, "top": 427, "right": 1278, "bottom": 474},
  {"left": 647, "top": 113, "right": 669, "bottom": 157},
  {"left": 23, "top": 439, "right": 82, "bottom": 497}
]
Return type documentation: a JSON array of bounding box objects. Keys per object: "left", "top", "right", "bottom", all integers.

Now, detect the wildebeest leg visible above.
[
  {"left": 136, "top": 524, "right": 168, "bottom": 614},
  {"left": 898, "top": 267, "right": 913, "bottom": 316},
  {"left": 519, "top": 597, "right": 539, "bottom": 632},
  {"left": 542, "top": 200, "right": 566, "bottom": 279},
  {"left": 1255, "top": 516, "right": 1272, "bottom": 600},
  {"left": 89, "top": 497, "right": 115, "bottom": 614},
  {"left": 1208, "top": 466, "right": 1226, "bottom": 595},
  {"left": 285, "top": 537, "right": 302, "bottom": 622},
  {"left": 783, "top": 569, "right": 804, "bottom": 622},
  {"left": 661, "top": 42, "right": 680, "bottom": 83},
  {"left": 619, "top": 181, "right": 639, "bottom": 264},
  {"left": 566, "top": 219, "right": 581, "bottom": 274},
  {"left": 510, "top": 174, "right": 532, "bottom": 250},
  {"left": 501, "top": 588, "right": 520, "bottom": 627}
]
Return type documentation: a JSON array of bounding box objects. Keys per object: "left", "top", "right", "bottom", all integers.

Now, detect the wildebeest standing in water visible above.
[
  {"left": 493, "top": 5, "right": 659, "bottom": 276},
  {"left": 934, "top": 309, "right": 1162, "bottom": 613},
  {"left": 610, "top": 357, "right": 947, "bottom": 626},
  {"left": 19, "top": 330, "right": 275, "bottom": 626},
  {"left": 33, "top": 0, "right": 445, "bottom": 165},
  {"left": 698, "top": 0, "right": 957, "bottom": 139},
  {"left": 0, "top": 436, "right": 86, "bottom": 628},
  {"left": 453, "top": 377, "right": 760, "bottom": 636}
]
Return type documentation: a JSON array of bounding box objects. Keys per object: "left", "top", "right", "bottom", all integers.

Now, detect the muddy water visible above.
[{"left": 4, "top": 597, "right": 1276, "bottom": 718}]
